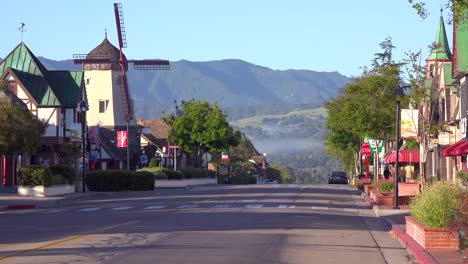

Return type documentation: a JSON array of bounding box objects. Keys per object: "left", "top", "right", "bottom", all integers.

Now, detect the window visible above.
[
  {"left": 99, "top": 100, "right": 106, "bottom": 113},
  {"left": 7, "top": 81, "right": 17, "bottom": 95},
  {"left": 76, "top": 111, "right": 84, "bottom": 123},
  {"left": 86, "top": 78, "right": 90, "bottom": 85}
]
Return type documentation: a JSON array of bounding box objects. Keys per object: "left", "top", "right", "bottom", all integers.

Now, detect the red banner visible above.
[{"left": 117, "top": 130, "right": 127, "bottom": 148}]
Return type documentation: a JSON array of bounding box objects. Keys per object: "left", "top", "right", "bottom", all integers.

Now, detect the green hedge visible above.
[
  {"left": 85, "top": 170, "right": 154, "bottom": 191},
  {"left": 137, "top": 167, "right": 168, "bottom": 180},
  {"left": 17, "top": 165, "right": 52, "bottom": 187},
  {"left": 49, "top": 164, "right": 77, "bottom": 184},
  {"left": 162, "top": 168, "right": 184, "bottom": 180},
  {"left": 178, "top": 168, "right": 215, "bottom": 179}
]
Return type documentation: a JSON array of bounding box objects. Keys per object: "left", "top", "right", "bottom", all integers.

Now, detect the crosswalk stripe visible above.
[
  {"left": 177, "top": 205, "right": 198, "bottom": 209},
  {"left": 45, "top": 209, "right": 68, "bottom": 213},
  {"left": 112, "top": 207, "right": 133, "bottom": 211},
  {"left": 79, "top": 208, "right": 101, "bottom": 212},
  {"left": 311, "top": 206, "right": 329, "bottom": 210},
  {"left": 144, "top": 205, "right": 166, "bottom": 210},
  {"left": 288, "top": 205, "right": 296, "bottom": 208},
  {"left": 245, "top": 204, "right": 263, "bottom": 208},
  {"left": 343, "top": 208, "right": 358, "bottom": 212},
  {"left": 213, "top": 204, "right": 231, "bottom": 208}
]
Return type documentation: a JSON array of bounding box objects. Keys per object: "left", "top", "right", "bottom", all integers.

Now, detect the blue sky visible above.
[{"left": 0, "top": 0, "right": 450, "bottom": 77}]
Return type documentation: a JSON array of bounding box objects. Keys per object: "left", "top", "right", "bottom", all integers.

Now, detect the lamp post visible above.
[
  {"left": 80, "top": 101, "right": 88, "bottom": 193},
  {"left": 393, "top": 85, "right": 404, "bottom": 209}
]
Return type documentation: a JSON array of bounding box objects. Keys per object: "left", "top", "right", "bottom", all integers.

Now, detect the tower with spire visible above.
[{"left": 425, "top": 9, "right": 452, "bottom": 80}]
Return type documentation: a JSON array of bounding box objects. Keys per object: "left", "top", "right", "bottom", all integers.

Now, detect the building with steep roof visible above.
[{"left": 0, "top": 42, "right": 85, "bottom": 186}]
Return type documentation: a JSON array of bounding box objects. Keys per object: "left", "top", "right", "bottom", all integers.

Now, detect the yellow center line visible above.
[{"left": 0, "top": 234, "right": 88, "bottom": 262}]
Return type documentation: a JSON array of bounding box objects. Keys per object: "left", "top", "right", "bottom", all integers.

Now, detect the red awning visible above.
[
  {"left": 385, "top": 149, "right": 420, "bottom": 164},
  {"left": 441, "top": 140, "right": 468, "bottom": 157},
  {"left": 445, "top": 141, "right": 468, "bottom": 156}
]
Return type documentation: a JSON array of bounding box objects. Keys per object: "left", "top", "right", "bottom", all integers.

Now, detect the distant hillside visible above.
[{"left": 37, "top": 57, "right": 351, "bottom": 120}]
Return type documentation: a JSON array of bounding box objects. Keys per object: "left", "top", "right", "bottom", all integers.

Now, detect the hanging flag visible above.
[
  {"left": 117, "top": 130, "right": 127, "bottom": 148},
  {"left": 221, "top": 152, "right": 229, "bottom": 161},
  {"left": 88, "top": 126, "right": 101, "bottom": 147}
]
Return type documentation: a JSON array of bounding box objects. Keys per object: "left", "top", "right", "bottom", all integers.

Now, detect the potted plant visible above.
[
  {"left": 406, "top": 182, "right": 463, "bottom": 249},
  {"left": 17, "top": 165, "right": 75, "bottom": 197}
]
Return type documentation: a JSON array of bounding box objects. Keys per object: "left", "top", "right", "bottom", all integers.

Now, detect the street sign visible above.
[
  {"left": 365, "top": 138, "right": 384, "bottom": 153},
  {"left": 361, "top": 143, "right": 371, "bottom": 156}
]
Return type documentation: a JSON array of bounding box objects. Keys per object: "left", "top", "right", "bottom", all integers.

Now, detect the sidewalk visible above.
[
  {"left": 362, "top": 192, "right": 467, "bottom": 264},
  {"left": 0, "top": 191, "right": 101, "bottom": 210}
]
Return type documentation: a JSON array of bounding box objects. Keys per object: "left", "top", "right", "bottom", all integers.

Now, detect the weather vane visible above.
[{"left": 18, "top": 23, "right": 26, "bottom": 41}]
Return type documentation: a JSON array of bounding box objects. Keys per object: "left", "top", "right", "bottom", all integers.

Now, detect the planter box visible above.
[
  {"left": 17, "top": 184, "right": 75, "bottom": 197},
  {"left": 364, "top": 184, "right": 374, "bottom": 195},
  {"left": 372, "top": 191, "right": 413, "bottom": 205},
  {"left": 405, "top": 216, "right": 458, "bottom": 249},
  {"left": 155, "top": 178, "right": 217, "bottom": 188}
]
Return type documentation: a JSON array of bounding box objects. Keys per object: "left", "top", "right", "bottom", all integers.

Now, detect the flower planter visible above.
[
  {"left": 17, "top": 184, "right": 75, "bottom": 197},
  {"left": 364, "top": 184, "right": 374, "bottom": 195},
  {"left": 372, "top": 191, "right": 413, "bottom": 205},
  {"left": 405, "top": 216, "right": 458, "bottom": 249}
]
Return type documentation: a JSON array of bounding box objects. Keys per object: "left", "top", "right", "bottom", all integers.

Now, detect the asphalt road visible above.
[{"left": 0, "top": 184, "right": 414, "bottom": 264}]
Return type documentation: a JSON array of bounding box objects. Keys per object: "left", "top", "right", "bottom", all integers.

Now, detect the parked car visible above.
[
  {"left": 328, "top": 171, "right": 348, "bottom": 184},
  {"left": 265, "top": 179, "right": 279, "bottom": 184}
]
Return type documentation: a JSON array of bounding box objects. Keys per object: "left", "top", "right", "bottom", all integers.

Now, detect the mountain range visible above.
[{"left": 37, "top": 58, "right": 351, "bottom": 120}]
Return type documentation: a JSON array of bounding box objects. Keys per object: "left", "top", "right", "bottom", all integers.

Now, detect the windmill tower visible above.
[{"left": 74, "top": 3, "right": 170, "bottom": 170}]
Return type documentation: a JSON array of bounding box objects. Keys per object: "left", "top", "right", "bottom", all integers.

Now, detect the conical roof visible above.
[
  {"left": 428, "top": 14, "right": 452, "bottom": 60},
  {"left": 84, "top": 37, "right": 128, "bottom": 71}
]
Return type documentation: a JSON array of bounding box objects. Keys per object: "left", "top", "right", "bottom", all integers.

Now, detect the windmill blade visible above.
[
  {"left": 114, "top": 3, "right": 127, "bottom": 49},
  {"left": 120, "top": 74, "right": 133, "bottom": 121},
  {"left": 131, "top": 59, "right": 170, "bottom": 70},
  {"left": 73, "top": 54, "right": 112, "bottom": 64}
]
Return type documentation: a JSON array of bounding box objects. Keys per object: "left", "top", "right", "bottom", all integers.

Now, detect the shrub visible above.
[
  {"left": 378, "top": 181, "right": 394, "bottom": 192},
  {"left": 410, "top": 182, "right": 462, "bottom": 228},
  {"left": 49, "top": 164, "right": 77, "bottom": 184},
  {"left": 447, "top": 190, "right": 468, "bottom": 250},
  {"left": 86, "top": 170, "right": 154, "bottom": 191},
  {"left": 17, "top": 165, "right": 52, "bottom": 187},
  {"left": 50, "top": 174, "right": 68, "bottom": 185},
  {"left": 178, "top": 167, "right": 215, "bottom": 179},
  {"left": 148, "top": 158, "right": 159, "bottom": 168},
  {"left": 137, "top": 167, "right": 168, "bottom": 180},
  {"left": 162, "top": 168, "right": 184, "bottom": 180},
  {"left": 456, "top": 171, "right": 468, "bottom": 182}
]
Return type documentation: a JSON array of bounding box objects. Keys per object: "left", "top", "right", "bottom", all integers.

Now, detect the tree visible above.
[
  {"left": 325, "top": 37, "right": 401, "bottom": 175},
  {"left": 408, "top": 0, "right": 467, "bottom": 21},
  {"left": 0, "top": 90, "right": 47, "bottom": 156},
  {"left": 163, "top": 99, "right": 241, "bottom": 168}
]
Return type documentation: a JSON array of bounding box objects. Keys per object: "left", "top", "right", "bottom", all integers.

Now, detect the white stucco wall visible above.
[{"left": 84, "top": 70, "right": 137, "bottom": 127}]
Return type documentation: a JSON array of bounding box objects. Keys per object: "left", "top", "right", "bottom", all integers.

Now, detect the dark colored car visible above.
[{"left": 328, "top": 171, "right": 348, "bottom": 184}]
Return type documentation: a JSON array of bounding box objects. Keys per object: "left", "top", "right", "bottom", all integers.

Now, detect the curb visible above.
[
  {"left": 385, "top": 217, "right": 439, "bottom": 264},
  {"left": 0, "top": 204, "right": 36, "bottom": 210}
]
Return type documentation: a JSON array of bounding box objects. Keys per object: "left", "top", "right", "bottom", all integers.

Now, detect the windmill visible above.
[{"left": 73, "top": 2, "right": 170, "bottom": 170}]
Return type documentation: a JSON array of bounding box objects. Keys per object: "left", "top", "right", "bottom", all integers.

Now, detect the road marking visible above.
[
  {"left": 213, "top": 204, "right": 231, "bottom": 208},
  {"left": 245, "top": 204, "right": 263, "bottom": 208},
  {"left": 177, "top": 205, "right": 198, "bottom": 209},
  {"left": 101, "top": 220, "right": 141, "bottom": 230},
  {"left": 112, "top": 207, "right": 133, "bottom": 211},
  {"left": 293, "top": 215, "right": 320, "bottom": 219},
  {"left": 311, "top": 206, "right": 329, "bottom": 210},
  {"left": 279, "top": 205, "right": 296, "bottom": 208},
  {"left": 144, "top": 205, "right": 166, "bottom": 210},
  {"left": 78, "top": 208, "right": 101, "bottom": 212},
  {"left": 343, "top": 208, "right": 358, "bottom": 212},
  {"left": 0, "top": 234, "right": 87, "bottom": 261},
  {"left": 44, "top": 209, "right": 68, "bottom": 213}
]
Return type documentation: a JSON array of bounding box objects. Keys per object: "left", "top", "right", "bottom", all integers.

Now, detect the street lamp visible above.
[
  {"left": 80, "top": 101, "right": 88, "bottom": 193},
  {"left": 393, "top": 85, "right": 404, "bottom": 209}
]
